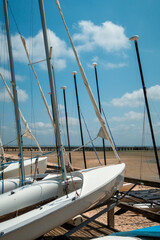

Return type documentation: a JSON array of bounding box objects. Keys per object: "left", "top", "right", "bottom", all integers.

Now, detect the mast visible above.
[
  {"left": 130, "top": 35, "right": 160, "bottom": 178},
  {"left": 3, "top": 0, "right": 25, "bottom": 185},
  {"left": 61, "top": 86, "right": 72, "bottom": 164},
  {"left": 92, "top": 62, "right": 106, "bottom": 165},
  {"left": 72, "top": 71, "right": 87, "bottom": 169},
  {"left": 0, "top": 137, "right": 5, "bottom": 163},
  {"left": 39, "top": 0, "right": 67, "bottom": 181}
]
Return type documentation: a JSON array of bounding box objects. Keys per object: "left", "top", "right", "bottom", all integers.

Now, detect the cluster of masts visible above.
[
  {"left": 59, "top": 35, "right": 160, "bottom": 178},
  {"left": 60, "top": 65, "right": 106, "bottom": 169},
  {"left": 1, "top": 0, "right": 160, "bottom": 180},
  {"left": 0, "top": 2, "right": 159, "bottom": 238}
]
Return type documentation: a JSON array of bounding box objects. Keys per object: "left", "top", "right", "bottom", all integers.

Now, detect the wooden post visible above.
[{"left": 107, "top": 207, "right": 114, "bottom": 228}]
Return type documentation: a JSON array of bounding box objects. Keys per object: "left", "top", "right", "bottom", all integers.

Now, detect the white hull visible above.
[
  {"left": 0, "top": 157, "right": 47, "bottom": 179},
  {"left": 0, "top": 178, "right": 21, "bottom": 195},
  {"left": 0, "top": 173, "right": 82, "bottom": 217},
  {"left": 0, "top": 163, "right": 125, "bottom": 240},
  {"left": 0, "top": 179, "right": 62, "bottom": 217},
  {"left": 0, "top": 173, "right": 51, "bottom": 195}
]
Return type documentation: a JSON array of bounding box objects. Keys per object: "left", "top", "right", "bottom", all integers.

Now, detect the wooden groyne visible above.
[{"left": 3, "top": 146, "right": 159, "bottom": 152}]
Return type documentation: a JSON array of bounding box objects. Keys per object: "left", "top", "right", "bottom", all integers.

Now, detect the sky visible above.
[{"left": 0, "top": 0, "right": 160, "bottom": 148}]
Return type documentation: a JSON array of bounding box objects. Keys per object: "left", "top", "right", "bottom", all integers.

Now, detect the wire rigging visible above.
[
  {"left": 102, "top": 108, "right": 120, "bottom": 160},
  {"left": 140, "top": 106, "right": 146, "bottom": 180},
  {"left": 7, "top": 1, "right": 21, "bottom": 35},
  {"left": 80, "top": 110, "right": 102, "bottom": 166}
]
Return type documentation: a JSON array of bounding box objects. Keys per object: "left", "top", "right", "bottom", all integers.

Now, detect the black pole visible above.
[
  {"left": 61, "top": 86, "right": 72, "bottom": 164},
  {"left": 130, "top": 35, "right": 160, "bottom": 178},
  {"left": 93, "top": 63, "right": 106, "bottom": 165},
  {"left": 72, "top": 71, "right": 87, "bottom": 169}
]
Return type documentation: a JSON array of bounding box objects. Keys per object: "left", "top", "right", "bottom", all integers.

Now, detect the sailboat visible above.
[
  {"left": 0, "top": 77, "right": 47, "bottom": 194},
  {"left": 0, "top": 73, "right": 47, "bottom": 183},
  {"left": 0, "top": 73, "right": 47, "bottom": 194},
  {"left": 0, "top": 156, "right": 47, "bottom": 181},
  {"left": 0, "top": 0, "right": 48, "bottom": 193},
  {"left": 0, "top": 0, "right": 125, "bottom": 239}
]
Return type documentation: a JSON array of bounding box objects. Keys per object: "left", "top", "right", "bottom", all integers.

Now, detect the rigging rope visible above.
[
  {"left": 0, "top": 73, "right": 42, "bottom": 152},
  {"left": 80, "top": 111, "right": 102, "bottom": 166},
  {"left": 102, "top": 108, "right": 120, "bottom": 160},
  {"left": 55, "top": 0, "right": 121, "bottom": 163},
  {"left": 141, "top": 106, "right": 157, "bottom": 178},
  {"left": 20, "top": 36, "right": 60, "bottom": 165},
  {"left": 1, "top": 3, "right": 43, "bottom": 154},
  {"left": 70, "top": 137, "right": 98, "bottom": 153},
  {"left": 20, "top": 36, "right": 55, "bottom": 129},
  {"left": 140, "top": 106, "right": 146, "bottom": 180},
  {"left": 3, "top": 138, "right": 18, "bottom": 146},
  {"left": 7, "top": 2, "right": 21, "bottom": 35}
]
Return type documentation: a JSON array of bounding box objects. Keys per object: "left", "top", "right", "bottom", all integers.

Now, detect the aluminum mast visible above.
[
  {"left": 39, "top": 0, "right": 67, "bottom": 181},
  {"left": 3, "top": 0, "right": 25, "bottom": 185}
]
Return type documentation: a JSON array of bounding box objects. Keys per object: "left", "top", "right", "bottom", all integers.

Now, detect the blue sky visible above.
[{"left": 0, "top": 0, "right": 160, "bottom": 148}]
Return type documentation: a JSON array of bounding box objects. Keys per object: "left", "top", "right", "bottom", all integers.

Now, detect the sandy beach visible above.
[{"left": 44, "top": 149, "right": 160, "bottom": 181}]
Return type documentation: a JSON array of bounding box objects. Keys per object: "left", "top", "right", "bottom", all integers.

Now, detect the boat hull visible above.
[
  {"left": 0, "top": 173, "right": 50, "bottom": 195},
  {"left": 0, "top": 163, "right": 125, "bottom": 240},
  {"left": 0, "top": 157, "right": 47, "bottom": 179}
]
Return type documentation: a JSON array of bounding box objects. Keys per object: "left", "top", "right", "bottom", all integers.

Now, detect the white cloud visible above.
[
  {"left": 73, "top": 20, "right": 130, "bottom": 53},
  {"left": 30, "top": 118, "right": 78, "bottom": 137},
  {"left": 1, "top": 21, "right": 129, "bottom": 72},
  {"left": 92, "top": 56, "right": 99, "bottom": 63},
  {"left": 88, "top": 59, "right": 127, "bottom": 70},
  {"left": 17, "top": 88, "right": 28, "bottom": 102},
  {"left": 113, "top": 123, "right": 137, "bottom": 132},
  {"left": 111, "top": 89, "right": 144, "bottom": 107},
  {"left": 47, "top": 29, "right": 73, "bottom": 59},
  {"left": 53, "top": 59, "right": 66, "bottom": 71},
  {"left": 66, "top": 129, "right": 80, "bottom": 136},
  {"left": 29, "top": 121, "right": 53, "bottom": 136},
  {"left": 60, "top": 117, "right": 79, "bottom": 126},
  {"left": 0, "top": 67, "right": 24, "bottom": 81},
  {"left": 31, "top": 122, "right": 52, "bottom": 129},
  {"left": 111, "top": 111, "right": 143, "bottom": 122},
  {"left": 111, "top": 85, "right": 160, "bottom": 107},
  {"left": 68, "top": 117, "right": 79, "bottom": 126},
  {"left": 104, "top": 62, "right": 127, "bottom": 69},
  {"left": 0, "top": 87, "right": 28, "bottom": 102},
  {"left": 0, "top": 89, "right": 11, "bottom": 102},
  {"left": 0, "top": 28, "right": 8, "bottom": 63},
  {"left": 87, "top": 56, "right": 99, "bottom": 68},
  {"left": 147, "top": 85, "right": 160, "bottom": 100},
  {"left": 15, "top": 30, "right": 73, "bottom": 70},
  {"left": 58, "top": 104, "right": 64, "bottom": 111},
  {"left": 0, "top": 27, "right": 73, "bottom": 71}
]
